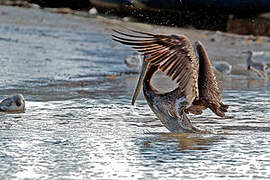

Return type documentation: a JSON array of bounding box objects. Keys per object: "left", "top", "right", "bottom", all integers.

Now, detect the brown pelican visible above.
[
  {"left": 0, "top": 94, "right": 25, "bottom": 112},
  {"left": 112, "top": 29, "right": 229, "bottom": 133},
  {"left": 244, "top": 50, "right": 269, "bottom": 80}
]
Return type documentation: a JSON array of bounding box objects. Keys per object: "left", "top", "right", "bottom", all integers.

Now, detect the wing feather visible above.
[
  {"left": 112, "top": 29, "right": 199, "bottom": 106},
  {"left": 160, "top": 54, "right": 178, "bottom": 71},
  {"left": 195, "top": 41, "right": 228, "bottom": 117}
]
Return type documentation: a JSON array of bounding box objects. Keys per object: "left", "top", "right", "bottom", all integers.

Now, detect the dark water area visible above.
[{"left": 0, "top": 6, "right": 270, "bottom": 179}]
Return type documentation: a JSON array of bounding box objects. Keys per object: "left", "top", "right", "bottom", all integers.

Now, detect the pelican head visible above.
[
  {"left": 132, "top": 56, "right": 149, "bottom": 105},
  {"left": 0, "top": 94, "right": 25, "bottom": 112}
]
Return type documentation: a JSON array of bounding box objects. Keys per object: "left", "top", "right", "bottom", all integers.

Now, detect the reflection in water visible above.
[
  {"left": 247, "top": 79, "right": 268, "bottom": 89},
  {"left": 142, "top": 133, "right": 220, "bottom": 151}
]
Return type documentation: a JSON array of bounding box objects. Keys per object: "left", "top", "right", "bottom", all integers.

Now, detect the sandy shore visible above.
[
  {"left": 0, "top": 5, "right": 269, "bottom": 97},
  {"left": 2, "top": 5, "right": 270, "bottom": 74}
]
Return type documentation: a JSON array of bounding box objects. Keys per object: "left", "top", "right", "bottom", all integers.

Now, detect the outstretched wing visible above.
[
  {"left": 112, "top": 29, "right": 199, "bottom": 105},
  {"left": 194, "top": 41, "right": 229, "bottom": 117}
]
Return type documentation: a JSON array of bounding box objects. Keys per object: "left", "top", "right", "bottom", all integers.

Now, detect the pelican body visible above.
[
  {"left": 0, "top": 94, "right": 25, "bottom": 112},
  {"left": 141, "top": 60, "right": 199, "bottom": 133},
  {"left": 112, "top": 29, "right": 229, "bottom": 133},
  {"left": 245, "top": 50, "right": 269, "bottom": 80}
]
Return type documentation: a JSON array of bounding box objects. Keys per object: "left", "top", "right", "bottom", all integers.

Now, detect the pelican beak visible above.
[{"left": 132, "top": 56, "right": 150, "bottom": 105}]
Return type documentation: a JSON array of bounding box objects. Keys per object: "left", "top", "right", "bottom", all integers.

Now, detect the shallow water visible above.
[{"left": 0, "top": 6, "right": 270, "bottom": 179}]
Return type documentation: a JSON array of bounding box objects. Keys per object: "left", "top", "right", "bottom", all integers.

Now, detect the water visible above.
[{"left": 0, "top": 6, "right": 270, "bottom": 179}]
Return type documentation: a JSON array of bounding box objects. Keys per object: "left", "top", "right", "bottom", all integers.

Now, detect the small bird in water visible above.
[
  {"left": 124, "top": 52, "right": 141, "bottom": 69},
  {"left": 213, "top": 61, "right": 232, "bottom": 75},
  {"left": 244, "top": 50, "right": 269, "bottom": 80},
  {"left": 112, "top": 29, "right": 229, "bottom": 133},
  {"left": 0, "top": 94, "right": 25, "bottom": 112}
]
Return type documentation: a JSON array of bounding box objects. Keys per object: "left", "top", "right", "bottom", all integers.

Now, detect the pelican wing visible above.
[
  {"left": 112, "top": 29, "right": 199, "bottom": 104},
  {"left": 194, "top": 41, "right": 228, "bottom": 117}
]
